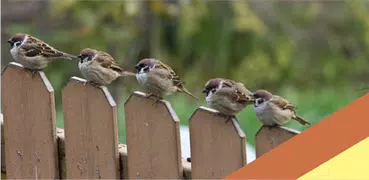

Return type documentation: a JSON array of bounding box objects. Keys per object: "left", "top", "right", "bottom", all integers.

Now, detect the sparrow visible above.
[
  {"left": 202, "top": 78, "right": 254, "bottom": 118},
  {"left": 77, "top": 48, "right": 135, "bottom": 86},
  {"left": 7, "top": 33, "right": 77, "bottom": 71},
  {"left": 135, "top": 58, "right": 198, "bottom": 101},
  {"left": 252, "top": 89, "right": 311, "bottom": 126}
]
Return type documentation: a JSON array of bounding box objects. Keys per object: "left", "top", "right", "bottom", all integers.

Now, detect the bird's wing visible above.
[
  {"left": 22, "top": 36, "right": 64, "bottom": 58},
  {"left": 270, "top": 95, "right": 296, "bottom": 112},
  {"left": 217, "top": 80, "right": 253, "bottom": 103},
  {"left": 154, "top": 60, "right": 184, "bottom": 87},
  {"left": 95, "top": 52, "right": 123, "bottom": 73}
]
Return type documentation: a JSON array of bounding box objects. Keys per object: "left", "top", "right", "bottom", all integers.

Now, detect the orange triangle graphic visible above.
[{"left": 225, "top": 93, "right": 369, "bottom": 179}]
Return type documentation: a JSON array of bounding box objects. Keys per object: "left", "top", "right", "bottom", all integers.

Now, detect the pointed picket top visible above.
[
  {"left": 124, "top": 91, "right": 182, "bottom": 179},
  {"left": 189, "top": 106, "right": 246, "bottom": 179},
  {"left": 256, "top": 125, "right": 299, "bottom": 157},
  {"left": 226, "top": 93, "right": 369, "bottom": 179}
]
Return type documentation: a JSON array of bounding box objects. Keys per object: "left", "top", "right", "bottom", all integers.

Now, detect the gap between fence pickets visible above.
[
  {"left": 1, "top": 115, "right": 6, "bottom": 175},
  {"left": 54, "top": 128, "right": 192, "bottom": 179}
]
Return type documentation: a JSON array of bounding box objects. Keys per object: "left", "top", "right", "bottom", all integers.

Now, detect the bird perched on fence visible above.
[
  {"left": 252, "top": 89, "right": 311, "bottom": 126},
  {"left": 77, "top": 48, "right": 135, "bottom": 86},
  {"left": 202, "top": 78, "right": 254, "bottom": 120},
  {"left": 7, "top": 33, "right": 77, "bottom": 72},
  {"left": 135, "top": 58, "right": 198, "bottom": 101}
]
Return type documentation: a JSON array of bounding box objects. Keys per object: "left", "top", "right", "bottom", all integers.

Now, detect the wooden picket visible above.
[
  {"left": 62, "top": 77, "right": 119, "bottom": 179},
  {"left": 56, "top": 128, "right": 66, "bottom": 179},
  {"left": 124, "top": 92, "right": 183, "bottom": 179},
  {"left": 118, "top": 144, "right": 128, "bottom": 179},
  {"left": 189, "top": 107, "right": 247, "bottom": 179},
  {"left": 1, "top": 115, "right": 6, "bottom": 175},
  {"left": 0, "top": 62, "right": 307, "bottom": 179},
  {"left": 255, "top": 125, "right": 300, "bottom": 157},
  {"left": 1, "top": 62, "right": 59, "bottom": 179}
]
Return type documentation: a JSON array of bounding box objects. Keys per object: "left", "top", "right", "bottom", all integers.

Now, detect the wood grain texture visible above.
[
  {"left": 124, "top": 91, "right": 182, "bottom": 179},
  {"left": 189, "top": 106, "right": 246, "bottom": 179},
  {"left": 62, "top": 77, "right": 119, "bottom": 179},
  {"left": 256, "top": 125, "right": 300, "bottom": 157},
  {"left": 1, "top": 62, "right": 58, "bottom": 179},
  {"left": 182, "top": 160, "right": 191, "bottom": 179},
  {"left": 56, "top": 128, "right": 66, "bottom": 179},
  {"left": 1, "top": 115, "right": 5, "bottom": 174},
  {"left": 118, "top": 144, "right": 128, "bottom": 179}
]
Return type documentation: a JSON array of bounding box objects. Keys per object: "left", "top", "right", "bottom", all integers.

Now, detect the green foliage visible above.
[
  {"left": 6, "top": 1, "right": 369, "bottom": 90},
  {"left": 3, "top": 1, "right": 369, "bottom": 145}
]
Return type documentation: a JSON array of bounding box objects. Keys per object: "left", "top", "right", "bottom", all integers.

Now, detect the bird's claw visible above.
[
  {"left": 84, "top": 81, "right": 101, "bottom": 87},
  {"left": 31, "top": 71, "right": 38, "bottom": 78},
  {"left": 225, "top": 116, "right": 237, "bottom": 124},
  {"left": 145, "top": 94, "right": 163, "bottom": 106}
]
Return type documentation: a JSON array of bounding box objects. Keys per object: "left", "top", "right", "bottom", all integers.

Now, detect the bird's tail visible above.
[
  {"left": 61, "top": 52, "right": 78, "bottom": 60},
  {"left": 179, "top": 87, "right": 198, "bottom": 100},
  {"left": 292, "top": 115, "right": 311, "bottom": 125},
  {"left": 120, "top": 71, "right": 136, "bottom": 77}
]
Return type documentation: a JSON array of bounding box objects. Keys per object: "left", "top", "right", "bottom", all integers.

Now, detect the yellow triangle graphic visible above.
[{"left": 298, "top": 137, "right": 369, "bottom": 180}]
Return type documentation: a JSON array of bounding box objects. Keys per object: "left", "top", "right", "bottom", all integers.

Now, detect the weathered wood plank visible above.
[
  {"left": 256, "top": 125, "right": 300, "bottom": 157},
  {"left": 62, "top": 77, "right": 119, "bottom": 179},
  {"left": 56, "top": 128, "right": 66, "bottom": 179},
  {"left": 182, "top": 160, "right": 191, "bottom": 179},
  {"left": 124, "top": 91, "right": 183, "bottom": 179},
  {"left": 1, "top": 62, "right": 59, "bottom": 179},
  {"left": 189, "top": 107, "right": 247, "bottom": 179},
  {"left": 118, "top": 144, "right": 128, "bottom": 179},
  {"left": 1, "top": 114, "right": 6, "bottom": 174}
]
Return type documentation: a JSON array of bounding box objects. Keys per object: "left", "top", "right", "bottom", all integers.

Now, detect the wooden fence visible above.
[{"left": 1, "top": 62, "right": 300, "bottom": 179}]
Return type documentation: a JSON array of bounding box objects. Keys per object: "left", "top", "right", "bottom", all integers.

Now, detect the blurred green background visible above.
[{"left": 2, "top": 0, "right": 368, "bottom": 145}]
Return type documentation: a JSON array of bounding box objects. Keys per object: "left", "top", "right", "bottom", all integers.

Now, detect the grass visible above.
[{"left": 55, "top": 86, "right": 362, "bottom": 146}]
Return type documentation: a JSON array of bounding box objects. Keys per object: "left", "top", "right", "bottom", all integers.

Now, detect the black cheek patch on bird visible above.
[{"left": 7, "top": 40, "right": 14, "bottom": 47}]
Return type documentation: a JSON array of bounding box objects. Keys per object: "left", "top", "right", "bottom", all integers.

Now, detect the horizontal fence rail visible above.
[{"left": 1, "top": 62, "right": 304, "bottom": 179}]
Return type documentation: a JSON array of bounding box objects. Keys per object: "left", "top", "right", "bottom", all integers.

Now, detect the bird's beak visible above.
[
  {"left": 134, "top": 65, "right": 140, "bottom": 70},
  {"left": 7, "top": 40, "right": 13, "bottom": 44},
  {"left": 77, "top": 54, "right": 82, "bottom": 59},
  {"left": 202, "top": 89, "right": 208, "bottom": 93}
]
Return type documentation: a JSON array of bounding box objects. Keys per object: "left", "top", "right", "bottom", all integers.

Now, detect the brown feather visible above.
[
  {"left": 154, "top": 60, "right": 197, "bottom": 100},
  {"left": 292, "top": 115, "right": 311, "bottom": 125},
  {"left": 155, "top": 60, "right": 183, "bottom": 86},
  {"left": 95, "top": 51, "right": 123, "bottom": 73},
  {"left": 270, "top": 95, "right": 296, "bottom": 113},
  {"left": 221, "top": 79, "right": 253, "bottom": 104}
]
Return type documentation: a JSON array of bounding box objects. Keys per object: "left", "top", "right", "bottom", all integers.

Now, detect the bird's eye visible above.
[
  {"left": 143, "top": 66, "right": 150, "bottom": 72},
  {"left": 14, "top": 41, "right": 21, "bottom": 47},
  {"left": 257, "top": 98, "right": 264, "bottom": 104},
  {"left": 211, "top": 89, "right": 216, "bottom": 93}
]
